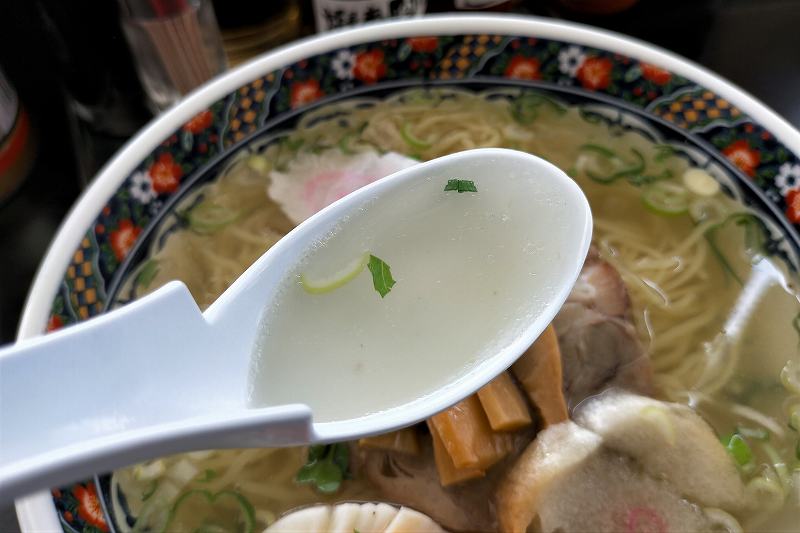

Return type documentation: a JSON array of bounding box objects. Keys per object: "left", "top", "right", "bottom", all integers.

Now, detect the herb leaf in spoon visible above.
[
  {"left": 367, "top": 255, "right": 396, "bottom": 298},
  {"left": 444, "top": 179, "right": 477, "bottom": 193}
]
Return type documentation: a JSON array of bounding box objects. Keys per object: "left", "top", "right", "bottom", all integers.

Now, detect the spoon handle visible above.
[{"left": 0, "top": 281, "right": 313, "bottom": 503}]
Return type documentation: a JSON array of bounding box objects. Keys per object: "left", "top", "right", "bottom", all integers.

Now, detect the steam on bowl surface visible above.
[{"left": 15, "top": 14, "right": 800, "bottom": 533}]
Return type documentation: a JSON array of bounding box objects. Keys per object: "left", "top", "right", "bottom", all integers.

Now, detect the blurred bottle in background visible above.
[
  {"left": 428, "top": 0, "right": 520, "bottom": 11},
  {"left": 36, "top": 0, "right": 152, "bottom": 183},
  {"left": 213, "top": 0, "right": 305, "bottom": 67},
  {"left": 118, "top": 0, "right": 228, "bottom": 112},
  {"left": 312, "top": 0, "right": 427, "bottom": 32}
]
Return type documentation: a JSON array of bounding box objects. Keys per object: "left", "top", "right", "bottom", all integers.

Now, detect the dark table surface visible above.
[{"left": 1, "top": 0, "right": 799, "bottom": 530}]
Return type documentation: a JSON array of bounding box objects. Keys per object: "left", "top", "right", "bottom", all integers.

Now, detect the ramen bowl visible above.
[{"left": 16, "top": 14, "right": 800, "bottom": 532}]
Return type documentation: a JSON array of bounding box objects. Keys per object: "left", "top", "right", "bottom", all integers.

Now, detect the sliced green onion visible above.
[
  {"left": 511, "top": 93, "right": 566, "bottom": 124},
  {"left": 780, "top": 360, "right": 800, "bottom": 394},
  {"left": 300, "top": 252, "right": 370, "bottom": 295},
  {"left": 197, "top": 469, "right": 218, "bottom": 482},
  {"left": 284, "top": 137, "right": 305, "bottom": 151},
  {"left": 400, "top": 122, "right": 432, "bottom": 150},
  {"left": 135, "top": 259, "right": 159, "bottom": 290},
  {"left": 247, "top": 154, "right": 271, "bottom": 173},
  {"left": 736, "top": 426, "right": 770, "bottom": 441},
  {"left": 725, "top": 434, "right": 753, "bottom": 467},
  {"left": 683, "top": 168, "right": 720, "bottom": 197},
  {"left": 577, "top": 145, "right": 646, "bottom": 184},
  {"left": 762, "top": 443, "right": 791, "bottom": 490},
  {"left": 702, "top": 213, "right": 766, "bottom": 287},
  {"left": 338, "top": 133, "right": 355, "bottom": 155},
  {"left": 653, "top": 144, "right": 676, "bottom": 162},
  {"left": 642, "top": 182, "right": 689, "bottom": 216},
  {"left": 183, "top": 202, "right": 242, "bottom": 235},
  {"left": 789, "top": 404, "right": 800, "bottom": 431},
  {"left": 164, "top": 489, "right": 256, "bottom": 533},
  {"left": 628, "top": 168, "right": 673, "bottom": 186},
  {"left": 142, "top": 480, "right": 159, "bottom": 501}
]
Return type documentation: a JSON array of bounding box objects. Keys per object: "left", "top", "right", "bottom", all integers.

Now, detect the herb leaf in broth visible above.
[
  {"left": 296, "top": 444, "right": 350, "bottom": 494},
  {"left": 444, "top": 179, "right": 478, "bottom": 193},
  {"left": 367, "top": 255, "right": 396, "bottom": 298}
]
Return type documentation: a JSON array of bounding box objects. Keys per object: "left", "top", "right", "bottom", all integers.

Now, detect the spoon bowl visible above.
[{"left": 0, "top": 148, "right": 591, "bottom": 502}]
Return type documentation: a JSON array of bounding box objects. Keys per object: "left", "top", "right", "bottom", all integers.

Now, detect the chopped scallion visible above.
[
  {"left": 180, "top": 201, "right": 242, "bottom": 235},
  {"left": 338, "top": 133, "right": 355, "bottom": 155},
  {"left": 247, "top": 155, "right": 271, "bottom": 173},
  {"left": 725, "top": 434, "right": 753, "bottom": 467},
  {"left": 400, "top": 122, "right": 432, "bottom": 150},
  {"left": 135, "top": 259, "right": 159, "bottom": 290},
  {"left": 165, "top": 489, "right": 256, "bottom": 533},
  {"left": 736, "top": 426, "right": 770, "bottom": 441},
  {"left": 577, "top": 145, "right": 646, "bottom": 184},
  {"left": 653, "top": 144, "right": 676, "bottom": 162},
  {"left": 511, "top": 93, "right": 566, "bottom": 124},
  {"left": 196, "top": 469, "right": 218, "bottom": 482},
  {"left": 641, "top": 182, "right": 689, "bottom": 216},
  {"left": 142, "top": 480, "right": 158, "bottom": 501},
  {"left": 780, "top": 360, "right": 800, "bottom": 395},
  {"left": 300, "top": 252, "right": 370, "bottom": 295}
]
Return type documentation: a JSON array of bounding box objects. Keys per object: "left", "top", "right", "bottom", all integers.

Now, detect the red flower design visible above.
[
  {"left": 290, "top": 80, "right": 323, "bottom": 109},
  {"left": 182, "top": 110, "right": 213, "bottom": 134},
  {"left": 73, "top": 483, "right": 109, "bottom": 532},
  {"left": 109, "top": 219, "right": 142, "bottom": 262},
  {"left": 577, "top": 56, "right": 613, "bottom": 90},
  {"left": 354, "top": 49, "right": 386, "bottom": 84},
  {"left": 148, "top": 153, "right": 182, "bottom": 194},
  {"left": 504, "top": 56, "right": 541, "bottom": 80},
  {"left": 640, "top": 62, "right": 671, "bottom": 85},
  {"left": 786, "top": 189, "right": 800, "bottom": 223},
  {"left": 407, "top": 36, "right": 439, "bottom": 53},
  {"left": 47, "top": 315, "right": 63, "bottom": 332},
  {"left": 722, "top": 139, "right": 760, "bottom": 177}
]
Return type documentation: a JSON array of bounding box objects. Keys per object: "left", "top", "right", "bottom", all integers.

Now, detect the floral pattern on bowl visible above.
[{"left": 27, "top": 27, "right": 800, "bottom": 532}]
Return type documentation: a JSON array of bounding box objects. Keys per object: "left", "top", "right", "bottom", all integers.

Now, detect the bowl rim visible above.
[{"left": 15, "top": 13, "right": 800, "bottom": 531}]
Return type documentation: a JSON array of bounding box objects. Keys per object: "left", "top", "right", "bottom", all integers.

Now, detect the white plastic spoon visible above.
[{"left": 0, "top": 148, "right": 591, "bottom": 502}]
